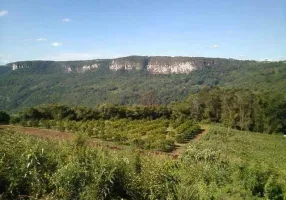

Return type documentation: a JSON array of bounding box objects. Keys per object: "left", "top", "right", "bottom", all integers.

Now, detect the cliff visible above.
[
  {"left": 1, "top": 56, "right": 284, "bottom": 113},
  {"left": 7, "top": 56, "right": 223, "bottom": 74}
]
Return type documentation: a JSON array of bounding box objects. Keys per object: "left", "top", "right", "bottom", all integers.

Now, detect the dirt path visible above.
[
  {"left": 194, "top": 129, "right": 207, "bottom": 140},
  {"left": 1, "top": 125, "right": 73, "bottom": 140},
  {"left": 170, "top": 129, "right": 207, "bottom": 157}
]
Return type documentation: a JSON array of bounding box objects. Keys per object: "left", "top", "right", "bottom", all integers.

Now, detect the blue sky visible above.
[{"left": 0, "top": 0, "right": 285, "bottom": 64}]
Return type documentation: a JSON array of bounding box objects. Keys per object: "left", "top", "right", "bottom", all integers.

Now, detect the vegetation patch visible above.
[
  {"left": 11, "top": 118, "right": 201, "bottom": 152},
  {"left": 0, "top": 126, "right": 285, "bottom": 199}
]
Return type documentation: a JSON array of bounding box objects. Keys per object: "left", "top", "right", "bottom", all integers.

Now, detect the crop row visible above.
[{"left": 15, "top": 119, "right": 201, "bottom": 152}]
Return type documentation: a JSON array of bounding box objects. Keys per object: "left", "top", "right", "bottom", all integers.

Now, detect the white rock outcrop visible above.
[
  {"left": 109, "top": 60, "right": 141, "bottom": 71},
  {"left": 62, "top": 65, "right": 73, "bottom": 73},
  {"left": 147, "top": 61, "right": 196, "bottom": 74},
  {"left": 10, "top": 57, "right": 217, "bottom": 74},
  {"left": 12, "top": 64, "right": 24, "bottom": 70},
  {"left": 82, "top": 64, "right": 99, "bottom": 72},
  {"left": 108, "top": 58, "right": 207, "bottom": 74}
]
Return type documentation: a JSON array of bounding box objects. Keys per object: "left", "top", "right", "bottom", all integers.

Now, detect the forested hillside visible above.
[
  {"left": 1, "top": 82, "right": 286, "bottom": 199},
  {"left": 0, "top": 56, "right": 285, "bottom": 112},
  {"left": 9, "top": 86, "right": 286, "bottom": 135}
]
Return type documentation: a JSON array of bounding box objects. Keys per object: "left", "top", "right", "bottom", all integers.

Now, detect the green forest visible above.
[
  {"left": 0, "top": 86, "right": 286, "bottom": 199},
  {"left": 10, "top": 88, "right": 286, "bottom": 134},
  {"left": 0, "top": 58, "right": 286, "bottom": 112}
]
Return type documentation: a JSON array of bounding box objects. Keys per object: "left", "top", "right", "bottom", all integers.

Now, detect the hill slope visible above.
[
  {"left": 0, "top": 56, "right": 285, "bottom": 112},
  {"left": 1, "top": 125, "right": 285, "bottom": 199}
]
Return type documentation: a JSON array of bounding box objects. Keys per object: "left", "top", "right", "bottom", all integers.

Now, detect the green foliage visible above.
[
  {"left": 17, "top": 104, "right": 172, "bottom": 121},
  {"left": 73, "top": 134, "right": 88, "bottom": 148},
  {"left": 1, "top": 126, "right": 285, "bottom": 199},
  {"left": 264, "top": 175, "right": 284, "bottom": 200},
  {"left": 1, "top": 58, "right": 286, "bottom": 113},
  {"left": 174, "top": 88, "right": 286, "bottom": 134},
  {"left": 13, "top": 86, "right": 286, "bottom": 135},
  {"left": 0, "top": 129, "right": 177, "bottom": 199},
  {"left": 0, "top": 111, "right": 9, "bottom": 124},
  {"left": 1, "top": 57, "right": 286, "bottom": 199},
  {"left": 11, "top": 118, "right": 200, "bottom": 152}
]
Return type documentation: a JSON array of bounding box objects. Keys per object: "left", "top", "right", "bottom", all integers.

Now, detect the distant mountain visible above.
[
  {"left": 6, "top": 56, "right": 225, "bottom": 74},
  {"left": 0, "top": 56, "right": 285, "bottom": 112}
]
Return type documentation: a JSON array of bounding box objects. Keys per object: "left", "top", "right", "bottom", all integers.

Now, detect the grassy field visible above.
[
  {"left": 193, "top": 126, "right": 286, "bottom": 176},
  {"left": 0, "top": 124, "right": 285, "bottom": 199}
]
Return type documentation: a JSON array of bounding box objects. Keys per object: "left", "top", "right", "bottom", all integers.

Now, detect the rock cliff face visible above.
[
  {"left": 8, "top": 56, "right": 220, "bottom": 74},
  {"left": 12, "top": 64, "right": 25, "bottom": 70},
  {"left": 82, "top": 64, "right": 99, "bottom": 72},
  {"left": 107, "top": 56, "right": 218, "bottom": 74},
  {"left": 146, "top": 57, "right": 197, "bottom": 74},
  {"left": 62, "top": 63, "right": 100, "bottom": 73},
  {"left": 109, "top": 59, "right": 142, "bottom": 71},
  {"left": 146, "top": 61, "right": 195, "bottom": 74}
]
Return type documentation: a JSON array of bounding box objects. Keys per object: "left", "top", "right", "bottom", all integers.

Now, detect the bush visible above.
[
  {"left": 265, "top": 175, "right": 284, "bottom": 200},
  {"left": 14, "top": 118, "right": 201, "bottom": 152},
  {"left": 1, "top": 128, "right": 286, "bottom": 199},
  {"left": 9, "top": 115, "right": 20, "bottom": 124},
  {"left": 0, "top": 111, "right": 10, "bottom": 124}
]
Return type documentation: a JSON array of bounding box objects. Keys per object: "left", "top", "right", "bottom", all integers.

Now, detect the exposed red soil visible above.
[
  {"left": 1, "top": 125, "right": 73, "bottom": 140},
  {"left": 194, "top": 129, "right": 207, "bottom": 140}
]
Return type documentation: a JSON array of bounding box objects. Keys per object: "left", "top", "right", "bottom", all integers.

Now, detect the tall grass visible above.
[{"left": 0, "top": 126, "right": 285, "bottom": 199}]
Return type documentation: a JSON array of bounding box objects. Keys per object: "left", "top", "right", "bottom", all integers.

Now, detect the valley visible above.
[
  {"left": 1, "top": 57, "right": 286, "bottom": 199},
  {"left": 1, "top": 0, "right": 285, "bottom": 199}
]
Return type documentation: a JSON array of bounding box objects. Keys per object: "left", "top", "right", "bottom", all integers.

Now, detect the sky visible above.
[{"left": 0, "top": 0, "right": 285, "bottom": 64}]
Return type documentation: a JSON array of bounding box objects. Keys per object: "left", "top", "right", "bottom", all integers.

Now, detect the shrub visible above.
[
  {"left": 0, "top": 111, "right": 10, "bottom": 124},
  {"left": 264, "top": 175, "right": 284, "bottom": 200},
  {"left": 9, "top": 115, "right": 20, "bottom": 124}
]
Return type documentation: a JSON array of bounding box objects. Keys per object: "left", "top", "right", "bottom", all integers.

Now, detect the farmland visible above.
[
  {"left": 1, "top": 0, "right": 286, "bottom": 199},
  {"left": 1, "top": 88, "right": 286, "bottom": 199},
  {"left": 11, "top": 119, "right": 201, "bottom": 152},
  {"left": 1, "top": 125, "right": 285, "bottom": 199}
]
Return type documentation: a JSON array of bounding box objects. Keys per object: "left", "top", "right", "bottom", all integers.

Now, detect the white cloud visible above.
[
  {"left": 62, "top": 18, "right": 71, "bottom": 22},
  {"left": 36, "top": 38, "right": 47, "bottom": 42},
  {"left": 51, "top": 42, "right": 62, "bottom": 47},
  {"left": 0, "top": 10, "right": 8, "bottom": 17},
  {"left": 211, "top": 44, "right": 219, "bottom": 48}
]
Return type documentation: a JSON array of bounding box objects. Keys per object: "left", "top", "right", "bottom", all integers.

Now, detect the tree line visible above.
[
  {"left": 12, "top": 104, "right": 172, "bottom": 122},
  {"left": 173, "top": 87, "right": 286, "bottom": 134},
  {"left": 3, "top": 87, "right": 286, "bottom": 134}
]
